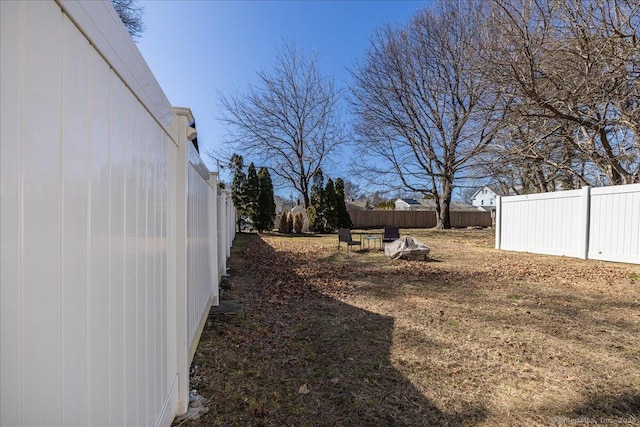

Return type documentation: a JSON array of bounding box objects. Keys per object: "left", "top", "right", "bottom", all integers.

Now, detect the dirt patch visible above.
[{"left": 178, "top": 229, "right": 640, "bottom": 426}]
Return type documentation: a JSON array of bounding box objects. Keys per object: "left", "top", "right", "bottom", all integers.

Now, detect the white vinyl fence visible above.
[
  {"left": 0, "top": 2, "right": 236, "bottom": 427},
  {"left": 495, "top": 184, "right": 640, "bottom": 264},
  {"left": 588, "top": 185, "right": 640, "bottom": 264},
  {"left": 186, "top": 129, "right": 218, "bottom": 358}
]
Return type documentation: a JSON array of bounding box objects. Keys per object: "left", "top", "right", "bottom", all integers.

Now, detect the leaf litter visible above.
[{"left": 176, "top": 229, "right": 640, "bottom": 427}]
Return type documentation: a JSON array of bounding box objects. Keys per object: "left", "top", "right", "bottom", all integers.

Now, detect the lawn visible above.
[{"left": 178, "top": 229, "right": 640, "bottom": 427}]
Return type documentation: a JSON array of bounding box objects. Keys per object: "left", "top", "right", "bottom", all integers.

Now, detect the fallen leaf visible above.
[{"left": 298, "top": 383, "right": 310, "bottom": 395}]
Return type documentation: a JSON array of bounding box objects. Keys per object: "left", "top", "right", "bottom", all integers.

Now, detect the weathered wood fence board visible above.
[{"left": 348, "top": 210, "right": 492, "bottom": 229}]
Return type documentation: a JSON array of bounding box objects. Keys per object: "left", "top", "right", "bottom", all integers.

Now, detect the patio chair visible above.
[
  {"left": 382, "top": 227, "right": 400, "bottom": 243},
  {"left": 338, "top": 228, "right": 362, "bottom": 251}
]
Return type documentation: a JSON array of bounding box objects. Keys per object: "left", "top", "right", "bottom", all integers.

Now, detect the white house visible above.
[
  {"left": 395, "top": 198, "right": 424, "bottom": 210},
  {"left": 471, "top": 186, "right": 501, "bottom": 209}
]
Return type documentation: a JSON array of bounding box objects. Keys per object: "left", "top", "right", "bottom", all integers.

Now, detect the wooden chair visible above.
[
  {"left": 338, "top": 228, "right": 361, "bottom": 251},
  {"left": 383, "top": 227, "right": 400, "bottom": 243}
]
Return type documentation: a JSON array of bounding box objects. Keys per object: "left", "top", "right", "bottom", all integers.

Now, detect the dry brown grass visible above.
[{"left": 180, "top": 229, "right": 640, "bottom": 427}]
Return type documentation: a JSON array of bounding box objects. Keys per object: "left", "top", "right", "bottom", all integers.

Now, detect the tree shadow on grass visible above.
[
  {"left": 570, "top": 392, "right": 640, "bottom": 418},
  {"left": 184, "top": 234, "right": 487, "bottom": 427},
  {"left": 547, "top": 392, "right": 640, "bottom": 425}
]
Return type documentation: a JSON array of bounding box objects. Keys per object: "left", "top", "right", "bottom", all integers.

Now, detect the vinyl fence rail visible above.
[
  {"left": 0, "top": 2, "right": 236, "bottom": 426},
  {"left": 495, "top": 184, "right": 639, "bottom": 264},
  {"left": 348, "top": 209, "right": 493, "bottom": 229}
]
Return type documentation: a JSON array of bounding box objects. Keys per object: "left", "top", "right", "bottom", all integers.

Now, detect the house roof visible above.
[
  {"left": 346, "top": 200, "right": 367, "bottom": 210},
  {"left": 471, "top": 185, "right": 505, "bottom": 199},
  {"left": 396, "top": 198, "right": 478, "bottom": 211},
  {"left": 397, "top": 198, "right": 422, "bottom": 205}
]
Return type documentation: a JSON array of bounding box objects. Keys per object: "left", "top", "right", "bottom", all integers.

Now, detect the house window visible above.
[{"left": 481, "top": 200, "right": 484, "bottom": 206}]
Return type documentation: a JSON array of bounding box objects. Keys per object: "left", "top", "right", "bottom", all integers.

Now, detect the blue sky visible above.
[{"left": 137, "top": 0, "right": 432, "bottom": 186}]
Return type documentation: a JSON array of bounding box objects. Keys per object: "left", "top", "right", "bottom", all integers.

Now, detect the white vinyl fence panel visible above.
[
  {"left": 496, "top": 185, "right": 639, "bottom": 264},
  {"left": 0, "top": 2, "right": 173, "bottom": 425},
  {"left": 187, "top": 142, "right": 218, "bottom": 353},
  {"left": 588, "top": 185, "right": 640, "bottom": 264},
  {"left": 1, "top": 2, "right": 235, "bottom": 426},
  {"left": 497, "top": 188, "right": 589, "bottom": 259},
  {"left": 226, "top": 191, "right": 237, "bottom": 258},
  {"left": 217, "top": 189, "right": 230, "bottom": 277}
]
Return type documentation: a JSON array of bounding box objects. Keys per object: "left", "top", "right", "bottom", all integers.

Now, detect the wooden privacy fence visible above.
[
  {"left": 348, "top": 209, "right": 493, "bottom": 229},
  {"left": 0, "top": 2, "right": 236, "bottom": 427},
  {"left": 495, "top": 184, "right": 639, "bottom": 264}
]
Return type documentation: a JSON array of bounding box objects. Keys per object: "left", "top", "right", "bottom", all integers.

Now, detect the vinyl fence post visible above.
[
  {"left": 173, "top": 109, "right": 190, "bottom": 415},
  {"left": 580, "top": 186, "right": 591, "bottom": 260},
  {"left": 210, "top": 172, "right": 219, "bottom": 306},
  {"left": 495, "top": 196, "right": 502, "bottom": 250}
]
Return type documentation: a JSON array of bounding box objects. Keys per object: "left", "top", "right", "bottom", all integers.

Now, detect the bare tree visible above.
[
  {"left": 111, "top": 0, "right": 145, "bottom": 41},
  {"left": 341, "top": 179, "right": 362, "bottom": 201},
  {"left": 350, "top": 1, "right": 504, "bottom": 228},
  {"left": 219, "top": 43, "right": 345, "bottom": 208},
  {"left": 476, "top": 120, "right": 597, "bottom": 194},
  {"left": 482, "top": 0, "right": 640, "bottom": 185}
]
